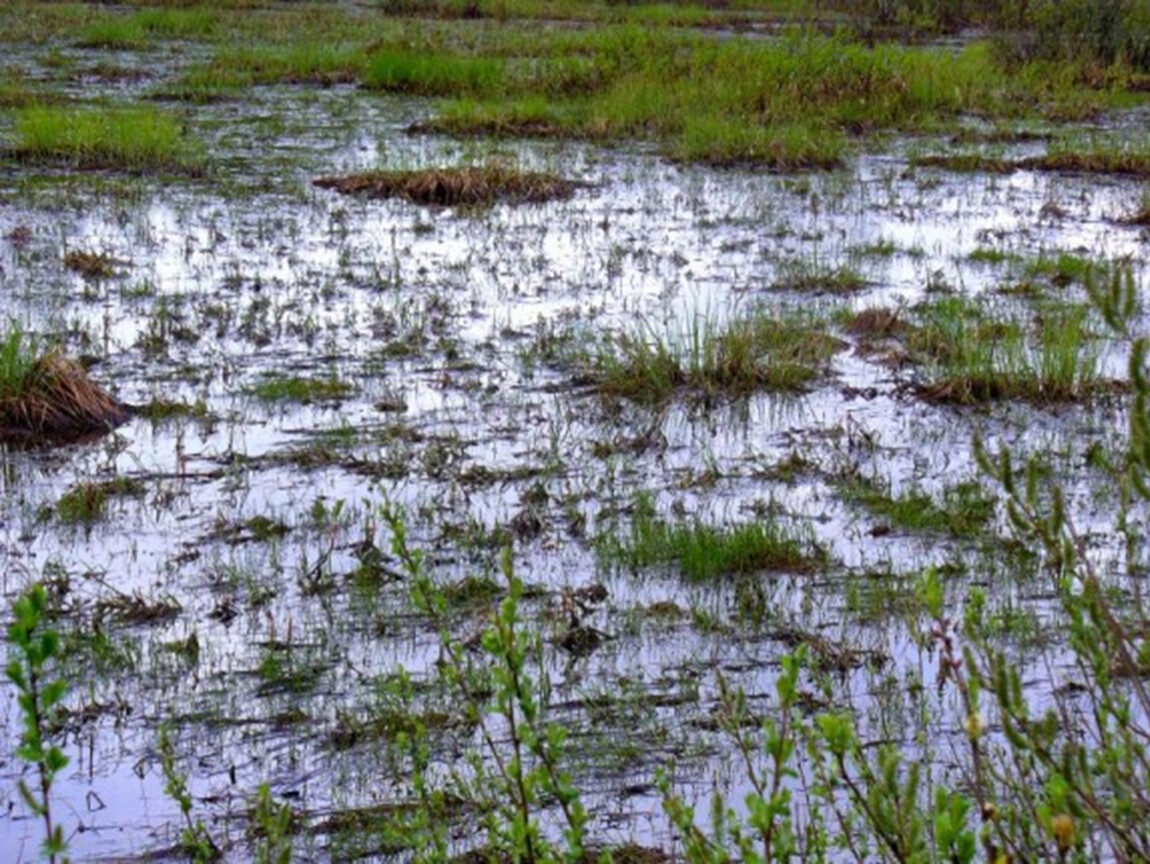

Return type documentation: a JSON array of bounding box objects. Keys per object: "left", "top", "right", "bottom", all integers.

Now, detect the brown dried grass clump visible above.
[
  {"left": 844, "top": 307, "right": 912, "bottom": 339},
  {"left": 64, "top": 249, "right": 126, "bottom": 279},
  {"left": 0, "top": 353, "right": 130, "bottom": 442},
  {"left": 313, "top": 163, "right": 586, "bottom": 207}
]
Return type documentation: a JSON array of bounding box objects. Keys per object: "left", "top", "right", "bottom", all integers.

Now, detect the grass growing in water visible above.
[
  {"left": 417, "top": 34, "right": 1085, "bottom": 169},
  {"left": 0, "top": 328, "right": 128, "bottom": 441},
  {"left": 55, "top": 478, "right": 146, "bottom": 525},
  {"left": 215, "top": 43, "right": 365, "bottom": 85},
  {"left": 591, "top": 306, "right": 840, "bottom": 404},
  {"left": 605, "top": 493, "right": 824, "bottom": 581},
  {"left": 908, "top": 297, "right": 1102, "bottom": 405},
  {"left": 917, "top": 140, "right": 1150, "bottom": 177},
  {"left": 362, "top": 49, "right": 504, "bottom": 96},
  {"left": 314, "top": 163, "right": 585, "bottom": 207},
  {"left": 838, "top": 474, "right": 996, "bottom": 538},
  {"left": 11, "top": 106, "right": 203, "bottom": 174},
  {"left": 247, "top": 375, "right": 355, "bottom": 403}
]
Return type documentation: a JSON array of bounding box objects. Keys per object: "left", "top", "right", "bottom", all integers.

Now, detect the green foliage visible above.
[
  {"left": 381, "top": 502, "right": 589, "bottom": 863},
  {"left": 251, "top": 783, "right": 293, "bottom": 864},
  {"left": 7, "top": 583, "right": 70, "bottom": 864},
  {"left": 995, "top": 0, "right": 1150, "bottom": 72},
  {"left": 606, "top": 492, "right": 825, "bottom": 580},
  {"left": 362, "top": 50, "right": 504, "bottom": 96},
  {"left": 590, "top": 307, "right": 839, "bottom": 404},
  {"left": 158, "top": 727, "right": 221, "bottom": 862},
  {"left": 0, "top": 323, "right": 37, "bottom": 399},
  {"left": 12, "top": 106, "right": 204, "bottom": 174},
  {"left": 246, "top": 375, "right": 355, "bottom": 403}
]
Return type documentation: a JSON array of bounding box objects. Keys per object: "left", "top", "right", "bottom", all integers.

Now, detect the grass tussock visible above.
[
  {"left": 0, "top": 331, "right": 129, "bottom": 442},
  {"left": 607, "top": 494, "right": 825, "bottom": 581},
  {"left": 214, "top": 43, "right": 364, "bottom": 85},
  {"left": 592, "top": 308, "right": 841, "bottom": 405},
  {"left": 907, "top": 297, "right": 1104, "bottom": 405},
  {"left": 314, "top": 163, "right": 586, "bottom": 207},
  {"left": 838, "top": 474, "right": 996, "bottom": 538},
  {"left": 10, "top": 106, "right": 204, "bottom": 174},
  {"left": 362, "top": 49, "right": 503, "bottom": 96},
  {"left": 247, "top": 375, "right": 355, "bottom": 403}
]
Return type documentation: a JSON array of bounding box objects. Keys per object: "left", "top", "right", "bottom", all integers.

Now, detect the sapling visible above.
[{"left": 7, "top": 582, "right": 70, "bottom": 863}]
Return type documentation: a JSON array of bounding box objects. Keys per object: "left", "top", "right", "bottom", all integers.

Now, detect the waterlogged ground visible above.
[{"left": 2, "top": 31, "right": 1150, "bottom": 864}]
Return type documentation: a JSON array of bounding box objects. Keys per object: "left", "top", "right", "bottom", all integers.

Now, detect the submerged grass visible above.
[
  {"left": 247, "top": 375, "right": 355, "bottom": 403},
  {"left": 917, "top": 140, "right": 1150, "bottom": 177},
  {"left": 592, "top": 306, "right": 840, "bottom": 404},
  {"left": 838, "top": 475, "right": 996, "bottom": 538},
  {"left": 10, "top": 106, "right": 204, "bottom": 174}
]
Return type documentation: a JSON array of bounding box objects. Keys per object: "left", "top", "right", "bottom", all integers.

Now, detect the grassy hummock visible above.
[
  {"left": 0, "top": 331, "right": 129, "bottom": 442},
  {"left": 10, "top": 106, "right": 204, "bottom": 174},
  {"left": 590, "top": 308, "right": 842, "bottom": 404},
  {"left": 313, "top": 163, "right": 586, "bottom": 207},
  {"left": 606, "top": 494, "right": 825, "bottom": 581},
  {"left": 907, "top": 297, "right": 1104, "bottom": 405}
]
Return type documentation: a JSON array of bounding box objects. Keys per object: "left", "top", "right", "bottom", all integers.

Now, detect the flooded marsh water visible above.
[{"left": 2, "top": 18, "right": 1150, "bottom": 864}]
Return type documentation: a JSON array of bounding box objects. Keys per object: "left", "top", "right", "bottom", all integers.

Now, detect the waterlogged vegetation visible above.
[
  {"left": 10, "top": 106, "right": 205, "bottom": 174},
  {"left": 3, "top": 0, "right": 1150, "bottom": 861}
]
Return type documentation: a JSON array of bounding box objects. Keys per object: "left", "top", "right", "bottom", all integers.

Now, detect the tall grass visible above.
[
  {"left": 418, "top": 32, "right": 1051, "bottom": 168},
  {"left": 593, "top": 307, "right": 840, "bottom": 404},
  {"left": 911, "top": 297, "right": 1101, "bottom": 404},
  {"left": 12, "top": 106, "right": 203, "bottom": 174},
  {"left": 0, "top": 325, "right": 37, "bottom": 399},
  {"left": 606, "top": 493, "right": 824, "bottom": 580},
  {"left": 215, "top": 43, "right": 365, "bottom": 85}
]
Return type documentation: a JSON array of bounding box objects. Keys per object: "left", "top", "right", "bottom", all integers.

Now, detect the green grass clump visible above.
[
  {"left": 672, "top": 117, "right": 843, "bottom": 169},
  {"left": 592, "top": 307, "right": 840, "bottom": 404},
  {"left": 76, "top": 7, "right": 219, "bottom": 48},
  {"left": 56, "top": 477, "right": 145, "bottom": 524},
  {"left": 1022, "top": 252, "right": 1094, "bottom": 286},
  {"left": 0, "top": 326, "right": 37, "bottom": 401},
  {"left": 75, "top": 17, "right": 148, "bottom": 50},
  {"left": 422, "top": 33, "right": 1050, "bottom": 168},
  {"left": 214, "top": 43, "right": 365, "bottom": 85},
  {"left": 909, "top": 297, "right": 1101, "bottom": 405},
  {"left": 247, "top": 375, "right": 355, "bottom": 403},
  {"left": 362, "top": 49, "right": 504, "bottom": 96},
  {"left": 11, "top": 106, "right": 204, "bottom": 174},
  {"left": 608, "top": 494, "right": 824, "bottom": 581},
  {"left": 772, "top": 260, "right": 868, "bottom": 294},
  {"left": 839, "top": 475, "right": 996, "bottom": 537}
]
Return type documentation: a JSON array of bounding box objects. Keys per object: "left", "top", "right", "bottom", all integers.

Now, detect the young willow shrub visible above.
[{"left": 7, "top": 583, "right": 70, "bottom": 864}]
